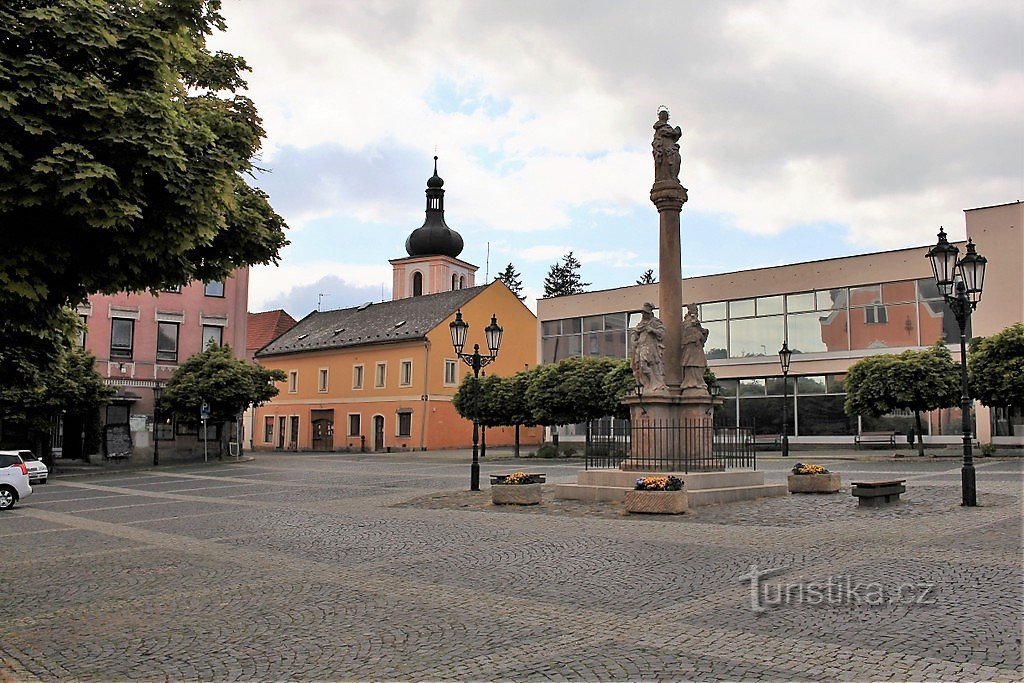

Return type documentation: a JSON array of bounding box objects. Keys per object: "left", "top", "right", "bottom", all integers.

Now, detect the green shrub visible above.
[
  {"left": 535, "top": 443, "right": 559, "bottom": 458},
  {"left": 561, "top": 447, "right": 577, "bottom": 458}
]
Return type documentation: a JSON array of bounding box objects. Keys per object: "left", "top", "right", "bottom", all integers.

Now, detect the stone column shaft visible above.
[{"left": 650, "top": 185, "right": 687, "bottom": 389}]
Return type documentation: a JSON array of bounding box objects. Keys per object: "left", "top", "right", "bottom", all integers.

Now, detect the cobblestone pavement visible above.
[{"left": 1, "top": 452, "right": 1021, "bottom": 682}]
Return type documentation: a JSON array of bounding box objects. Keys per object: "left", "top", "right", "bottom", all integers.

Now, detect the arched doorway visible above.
[{"left": 373, "top": 415, "right": 385, "bottom": 451}]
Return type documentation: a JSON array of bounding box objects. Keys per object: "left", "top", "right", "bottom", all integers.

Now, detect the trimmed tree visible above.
[
  {"left": 844, "top": 343, "right": 960, "bottom": 456},
  {"left": 542, "top": 252, "right": 590, "bottom": 298},
  {"left": 969, "top": 323, "right": 1024, "bottom": 409},
  {"left": 159, "top": 344, "right": 285, "bottom": 456},
  {"left": 0, "top": 0, "right": 287, "bottom": 394}
]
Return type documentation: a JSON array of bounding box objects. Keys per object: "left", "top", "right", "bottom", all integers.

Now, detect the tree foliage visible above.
[
  {"left": 636, "top": 269, "right": 657, "bottom": 285},
  {"left": 0, "top": 345, "right": 113, "bottom": 429},
  {"left": 844, "top": 343, "right": 960, "bottom": 455},
  {"left": 0, "top": 0, "right": 288, "bottom": 391},
  {"left": 969, "top": 323, "right": 1024, "bottom": 408},
  {"left": 495, "top": 262, "right": 525, "bottom": 300},
  {"left": 542, "top": 251, "right": 590, "bottom": 298},
  {"left": 158, "top": 344, "right": 285, "bottom": 424},
  {"left": 526, "top": 356, "right": 629, "bottom": 426}
]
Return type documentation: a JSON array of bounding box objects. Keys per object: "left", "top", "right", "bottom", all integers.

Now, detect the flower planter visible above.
[
  {"left": 624, "top": 489, "right": 688, "bottom": 514},
  {"left": 491, "top": 482, "right": 542, "bottom": 505},
  {"left": 788, "top": 472, "right": 841, "bottom": 493}
]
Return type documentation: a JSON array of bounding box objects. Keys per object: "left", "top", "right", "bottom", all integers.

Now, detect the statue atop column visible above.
[
  {"left": 652, "top": 107, "right": 682, "bottom": 185},
  {"left": 631, "top": 302, "right": 668, "bottom": 394},
  {"left": 680, "top": 303, "right": 710, "bottom": 394}
]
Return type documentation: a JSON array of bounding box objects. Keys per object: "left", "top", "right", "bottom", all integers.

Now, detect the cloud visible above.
[{"left": 249, "top": 261, "right": 392, "bottom": 316}]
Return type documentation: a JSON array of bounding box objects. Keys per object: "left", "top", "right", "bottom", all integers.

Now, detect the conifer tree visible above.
[
  {"left": 542, "top": 252, "right": 590, "bottom": 298},
  {"left": 496, "top": 262, "right": 525, "bottom": 300}
]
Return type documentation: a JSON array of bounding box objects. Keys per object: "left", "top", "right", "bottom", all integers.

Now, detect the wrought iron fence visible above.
[{"left": 586, "top": 418, "right": 755, "bottom": 472}]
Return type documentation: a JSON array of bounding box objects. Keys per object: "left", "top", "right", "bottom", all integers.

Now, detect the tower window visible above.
[
  {"left": 412, "top": 271, "right": 423, "bottom": 297},
  {"left": 452, "top": 274, "right": 458, "bottom": 291}
]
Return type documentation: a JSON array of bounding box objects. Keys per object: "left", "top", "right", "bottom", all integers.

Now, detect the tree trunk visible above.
[
  {"left": 914, "top": 410, "right": 925, "bottom": 457},
  {"left": 514, "top": 424, "right": 520, "bottom": 458}
]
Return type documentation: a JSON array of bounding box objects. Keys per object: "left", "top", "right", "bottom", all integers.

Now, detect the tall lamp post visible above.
[
  {"left": 926, "top": 227, "right": 987, "bottom": 507},
  {"left": 449, "top": 310, "right": 503, "bottom": 491},
  {"left": 778, "top": 342, "right": 792, "bottom": 458},
  {"left": 152, "top": 385, "right": 163, "bottom": 467}
]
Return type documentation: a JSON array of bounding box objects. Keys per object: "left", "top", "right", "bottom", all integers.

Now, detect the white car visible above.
[
  {"left": 13, "top": 450, "right": 48, "bottom": 484},
  {"left": 0, "top": 451, "right": 33, "bottom": 510}
]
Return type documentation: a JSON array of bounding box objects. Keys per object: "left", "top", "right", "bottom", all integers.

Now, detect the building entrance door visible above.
[
  {"left": 373, "top": 415, "right": 385, "bottom": 451},
  {"left": 288, "top": 416, "right": 299, "bottom": 450},
  {"left": 311, "top": 410, "right": 334, "bottom": 451},
  {"left": 277, "top": 416, "right": 286, "bottom": 449}
]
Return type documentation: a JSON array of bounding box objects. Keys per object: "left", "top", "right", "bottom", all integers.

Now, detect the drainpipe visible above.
[{"left": 420, "top": 339, "right": 430, "bottom": 450}]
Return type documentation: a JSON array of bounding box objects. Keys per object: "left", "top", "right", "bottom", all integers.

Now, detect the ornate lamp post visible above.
[
  {"left": 778, "top": 342, "right": 793, "bottom": 458},
  {"left": 449, "top": 310, "right": 503, "bottom": 491},
  {"left": 926, "top": 228, "right": 987, "bottom": 507},
  {"left": 152, "top": 384, "right": 163, "bottom": 467}
]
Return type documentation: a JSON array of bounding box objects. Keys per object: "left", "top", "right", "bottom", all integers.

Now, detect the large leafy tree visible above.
[
  {"left": 969, "top": 323, "right": 1024, "bottom": 409},
  {"left": 542, "top": 251, "right": 590, "bottom": 298},
  {"left": 495, "top": 262, "right": 525, "bottom": 300},
  {"left": 0, "top": 0, "right": 288, "bottom": 392},
  {"left": 159, "top": 344, "right": 285, "bottom": 440},
  {"left": 844, "top": 343, "right": 960, "bottom": 456},
  {"left": 526, "top": 356, "right": 627, "bottom": 426}
]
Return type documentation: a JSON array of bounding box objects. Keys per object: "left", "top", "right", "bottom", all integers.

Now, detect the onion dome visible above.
[{"left": 405, "top": 156, "right": 464, "bottom": 258}]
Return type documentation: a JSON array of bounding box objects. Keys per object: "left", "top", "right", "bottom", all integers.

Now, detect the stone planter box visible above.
[
  {"left": 491, "top": 482, "right": 542, "bottom": 505},
  {"left": 788, "top": 472, "right": 841, "bottom": 493},
  {"left": 624, "top": 489, "right": 688, "bottom": 514}
]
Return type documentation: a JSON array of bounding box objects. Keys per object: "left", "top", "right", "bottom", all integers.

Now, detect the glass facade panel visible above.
[
  {"left": 583, "top": 315, "right": 604, "bottom": 333},
  {"left": 917, "top": 278, "right": 942, "bottom": 301},
  {"left": 882, "top": 280, "right": 917, "bottom": 304},
  {"left": 541, "top": 320, "right": 560, "bottom": 336},
  {"left": 563, "top": 318, "right": 583, "bottom": 334},
  {"left": 741, "top": 396, "right": 785, "bottom": 434},
  {"left": 918, "top": 300, "right": 964, "bottom": 345},
  {"left": 544, "top": 334, "right": 582, "bottom": 362},
  {"left": 701, "top": 301, "right": 727, "bottom": 320},
  {"left": 714, "top": 399, "right": 738, "bottom": 428},
  {"left": 816, "top": 288, "right": 845, "bottom": 311},
  {"left": 848, "top": 285, "right": 881, "bottom": 308},
  {"left": 817, "top": 308, "right": 850, "bottom": 352},
  {"left": 862, "top": 412, "right": 915, "bottom": 436},
  {"left": 604, "top": 313, "right": 627, "bottom": 330},
  {"left": 795, "top": 376, "right": 827, "bottom": 394},
  {"left": 716, "top": 379, "right": 739, "bottom": 397},
  {"left": 583, "top": 330, "right": 627, "bottom": 359},
  {"left": 797, "top": 395, "right": 856, "bottom": 435},
  {"left": 729, "top": 315, "right": 784, "bottom": 358},
  {"left": 704, "top": 320, "right": 728, "bottom": 359},
  {"left": 850, "top": 302, "right": 917, "bottom": 350},
  {"left": 786, "top": 311, "right": 830, "bottom": 353},
  {"left": 826, "top": 374, "right": 846, "bottom": 393},
  {"left": 765, "top": 376, "right": 786, "bottom": 396},
  {"left": 757, "top": 295, "right": 783, "bottom": 315},
  {"left": 739, "top": 379, "right": 766, "bottom": 397},
  {"left": 729, "top": 298, "right": 755, "bottom": 318},
  {"left": 786, "top": 292, "right": 815, "bottom": 313}
]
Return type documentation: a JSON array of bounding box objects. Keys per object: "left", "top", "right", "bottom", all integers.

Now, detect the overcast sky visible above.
[{"left": 211, "top": 0, "right": 1023, "bottom": 318}]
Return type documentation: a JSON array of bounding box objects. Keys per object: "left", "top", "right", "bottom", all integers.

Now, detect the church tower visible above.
[{"left": 390, "top": 157, "right": 478, "bottom": 300}]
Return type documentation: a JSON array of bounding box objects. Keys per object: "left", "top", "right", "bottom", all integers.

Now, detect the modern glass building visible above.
[{"left": 536, "top": 202, "right": 1023, "bottom": 447}]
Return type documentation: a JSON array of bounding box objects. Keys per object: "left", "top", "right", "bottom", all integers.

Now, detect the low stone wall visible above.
[
  {"left": 491, "top": 483, "right": 542, "bottom": 506},
  {"left": 788, "top": 473, "right": 841, "bottom": 493},
  {"left": 624, "top": 489, "right": 688, "bottom": 514}
]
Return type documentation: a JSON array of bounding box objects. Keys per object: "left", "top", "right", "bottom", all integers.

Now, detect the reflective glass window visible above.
[
  {"left": 815, "top": 308, "right": 850, "bottom": 352},
  {"left": 716, "top": 379, "right": 739, "bottom": 397},
  {"left": 583, "top": 315, "right": 604, "bottom": 333},
  {"left": 729, "top": 316, "right": 784, "bottom": 358},
  {"left": 797, "top": 395, "right": 856, "bottom": 435},
  {"left": 786, "top": 311, "right": 830, "bottom": 353},
  {"left": 739, "top": 379, "right": 766, "bottom": 397},
  {"left": 826, "top": 374, "right": 846, "bottom": 393},
  {"left": 795, "top": 376, "right": 827, "bottom": 394},
  {"left": 882, "top": 281, "right": 916, "bottom": 304},
  {"left": 700, "top": 301, "right": 727, "bottom": 320},
  {"left": 562, "top": 318, "right": 583, "bottom": 334},
  {"left": 917, "top": 278, "right": 942, "bottom": 301},
  {"left": 548, "top": 334, "right": 582, "bottom": 361},
  {"left": 704, "top": 320, "right": 728, "bottom": 360},
  {"left": 583, "top": 330, "right": 626, "bottom": 359},
  {"left": 739, "top": 396, "right": 786, "bottom": 434},
  {"left": 816, "top": 289, "right": 845, "bottom": 311},
  {"left": 729, "top": 298, "right": 755, "bottom": 318},
  {"left": 765, "top": 376, "right": 787, "bottom": 396},
  {"left": 757, "top": 295, "right": 783, "bottom": 315},
  {"left": 850, "top": 302, "right": 917, "bottom": 350},
  {"left": 604, "top": 313, "right": 627, "bottom": 330},
  {"left": 541, "top": 320, "right": 561, "bottom": 336},
  {"left": 714, "top": 399, "right": 738, "bottom": 428},
  {"left": 848, "top": 285, "right": 881, "bottom": 308},
  {"left": 918, "top": 300, "right": 960, "bottom": 345},
  {"left": 786, "top": 292, "right": 815, "bottom": 313}
]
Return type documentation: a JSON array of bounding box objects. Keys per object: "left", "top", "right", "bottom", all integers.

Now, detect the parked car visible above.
[
  {"left": 0, "top": 451, "right": 33, "bottom": 510},
  {"left": 13, "top": 450, "right": 47, "bottom": 484}
]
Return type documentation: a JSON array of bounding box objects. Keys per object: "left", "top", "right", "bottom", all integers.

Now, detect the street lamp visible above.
[
  {"left": 926, "top": 227, "right": 987, "bottom": 507},
  {"left": 152, "top": 384, "right": 163, "bottom": 467},
  {"left": 778, "top": 342, "right": 792, "bottom": 458},
  {"left": 449, "top": 310, "right": 503, "bottom": 491}
]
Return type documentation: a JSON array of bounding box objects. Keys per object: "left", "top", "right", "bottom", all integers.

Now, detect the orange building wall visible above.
[{"left": 253, "top": 281, "right": 542, "bottom": 452}]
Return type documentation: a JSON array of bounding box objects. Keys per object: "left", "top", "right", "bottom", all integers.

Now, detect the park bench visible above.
[
  {"left": 854, "top": 431, "right": 898, "bottom": 448},
  {"left": 749, "top": 434, "right": 782, "bottom": 449},
  {"left": 489, "top": 473, "right": 546, "bottom": 485},
  {"left": 851, "top": 479, "right": 906, "bottom": 507}
]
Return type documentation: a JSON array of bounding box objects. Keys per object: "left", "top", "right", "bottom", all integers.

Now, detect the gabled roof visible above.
[
  {"left": 256, "top": 286, "right": 485, "bottom": 357},
  {"left": 247, "top": 309, "right": 298, "bottom": 352}
]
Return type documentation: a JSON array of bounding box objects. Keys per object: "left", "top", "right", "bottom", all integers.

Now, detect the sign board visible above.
[{"left": 200, "top": 402, "right": 210, "bottom": 420}]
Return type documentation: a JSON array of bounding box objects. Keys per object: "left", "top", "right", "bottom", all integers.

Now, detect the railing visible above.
[{"left": 586, "top": 419, "right": 755, "bottom": 472}]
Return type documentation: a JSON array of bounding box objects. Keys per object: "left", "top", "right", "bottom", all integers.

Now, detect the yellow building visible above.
[{"left": 253, "top": 159, "right": 541, "bottom": 452}]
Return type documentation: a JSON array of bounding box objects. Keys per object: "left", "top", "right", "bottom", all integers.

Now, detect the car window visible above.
[
  {"left": 18, "top": 451, "right": 38, "bottom": 461},
  {"left": 0, "top": 454, "right": 23, "bottom": 466}
]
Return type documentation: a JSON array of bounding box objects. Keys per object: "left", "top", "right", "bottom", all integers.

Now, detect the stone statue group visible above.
[{"left": 631, "top": 302, "right": 708, "bottom": 395}]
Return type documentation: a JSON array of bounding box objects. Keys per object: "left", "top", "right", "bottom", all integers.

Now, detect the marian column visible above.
[{"left": 650, "top": 108, "right": 688, "bottom": 389}]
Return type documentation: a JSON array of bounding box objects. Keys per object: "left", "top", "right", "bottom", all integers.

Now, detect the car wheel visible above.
[
  {"left": 40, "top": 478, "right": 47, "bottom": 484},
  {"left": 0, "top": 486, "right": 15, "bottom": 510}
]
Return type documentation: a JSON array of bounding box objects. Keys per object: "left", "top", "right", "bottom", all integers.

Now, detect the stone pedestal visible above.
[
  {"left": 619, "top": 393, "right": 720, "bottom": 471},
  {"left": 624, "top": 489, "right": 688, "bottom": 514},
  {"left": 491, "top": 483, "right": 542, "bottom": 505},
  {"left": 788, "top": 473, "right": 841, "bottom": 493}
]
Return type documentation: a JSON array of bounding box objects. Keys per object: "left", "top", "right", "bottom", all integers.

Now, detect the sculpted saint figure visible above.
[
  {"left": 680, "top": 303, "right": 710, "bottom": 392},
  {"left": 631, "top": 302, "right": 668, "bottom": 394},
  {"left": 652, "top": 108, "right": 682, "bottom": 183}
]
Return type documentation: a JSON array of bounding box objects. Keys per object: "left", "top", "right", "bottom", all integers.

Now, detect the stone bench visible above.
[
  {"left": 750, "top": 434, "right": 782, "bottom": 449},
  {"left": 855, "top": 431, "right": 898, "bottom": 448},
  {"left": 851, "top": 479, "right": 906, "bottom": 507}
]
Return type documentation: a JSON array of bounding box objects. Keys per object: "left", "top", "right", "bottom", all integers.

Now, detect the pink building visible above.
[{"left": 71, "top": 269, "right": 249, "bottom": 463}]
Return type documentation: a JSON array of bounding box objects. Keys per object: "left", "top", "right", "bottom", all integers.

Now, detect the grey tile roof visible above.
[{"left": 255, "top": 286, "right": 486, "bottom": 357}]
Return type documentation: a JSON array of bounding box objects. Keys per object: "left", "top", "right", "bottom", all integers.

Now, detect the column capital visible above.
[{"left": 650, "top": 181, "right": 688, "bottom": 210}]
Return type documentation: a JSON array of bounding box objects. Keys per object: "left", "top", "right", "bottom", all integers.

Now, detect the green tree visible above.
[
  {"left": 636, "top": 269, "right": 657, "bottom": 285},
  {"left": 969, "top": 323, "right": 1024, "bottom": 409},
  {"left": 542, "top": 251, "right": 590, "bottom": 298},
  {"left": 526, "top": 356, "right": 624, "bottom": 426},
  {"left": 159, "top": 344, "right": 285, "bottom": 453},
  {"left": 452, "top": 373, "right": 505, "bottom": 428},
  {"left": 0, "top": 0, "right": 288, "bottom": 393},
  {"left": 496, "top": 262, "right": 525, "bottom": 300},
  {"left": 844, "top": 343, "right": 960, "bottom": 456}
]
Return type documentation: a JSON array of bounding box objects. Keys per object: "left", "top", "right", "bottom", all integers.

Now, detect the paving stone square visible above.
[{"left": 1, "top": 452, "right": 1021, "bottom": 682}]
